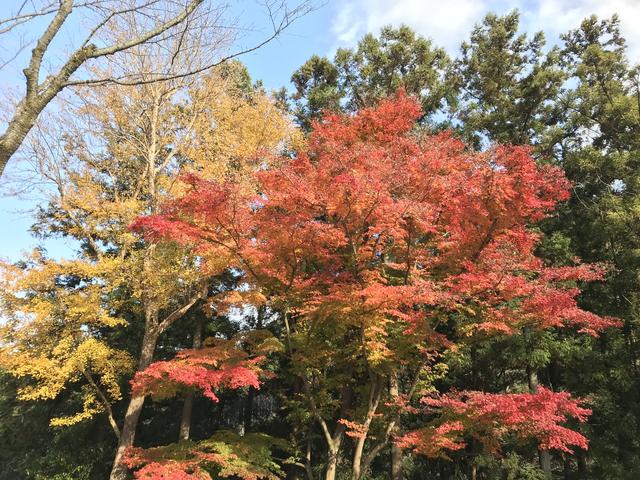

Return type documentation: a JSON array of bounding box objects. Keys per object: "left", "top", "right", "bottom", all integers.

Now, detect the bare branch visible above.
[
  {"left": 0, "top": 0, "right": 315, "bottom": 178},
  {"left": 89, "top": 0, "right": 204, "bottom": 58},
  {"left": 0, "top": 40, "right": 28, "bottom": 71},
  {"left": 64, "top": 1, "right": 314, "bottom": 87},
  {"left": 0, "top": 2, "right": 58, "bottom": 35},
  {"left": 78, "top": 2, "right": 160, "bottom": 50}
]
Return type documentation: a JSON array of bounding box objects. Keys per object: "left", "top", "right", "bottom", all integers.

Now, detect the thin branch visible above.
[
  {"left": 360, "top": 364, "right": 426, "bottom": 473},
  {"left": 82, "top": 370, "right": 121, "bottom": 439},
  {"left": 157, "top": 283, "right": 208, "bottom": 333},
  {"left": 79, "top": 1, "right": 159, "bottom": 50},
  {"left": 64, "top": 1, "right": 314, "bottom": 87},
  {"left": 0, "top": 41, "right": 28, "bottom": 71},
  {"left": 89, "top": 0, "right": 204, "bottom": 58},
  {"left": 0, "top": 1, "right": 58, "bottom": 35}
]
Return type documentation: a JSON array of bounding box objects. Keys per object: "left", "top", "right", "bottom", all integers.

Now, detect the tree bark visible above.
[
  {"left": 322, "top": 381, "right": 353, "bottom": 480},
  {"left": 179, "top": 318, "right": 203, "bottom": 441},
  {"left": 563, "top": 454, "right": 571, "bottom": 480},
  {"left": 0, "top": 0, "right": 313, "bottom": 179},
  {"left": 389, "top": 374, "right": 403, "bottom": 480},
  {"left": 325, "top": 443, "right": 342, "bottom": 480},
  {"left": 357, "top": 365, "right": 424, "bottom": 478},
  {"left": 243, "top": 305, "right": 266, "bottom": 434},
  {"left": 528, "top": 368, "right": 553, "bottom": 479},
  {"left": 0, "top": 100, "right": 41, "bottom": 175},
  {"left": 109, "top": 315, "right": 159, "bottom": 480},
  {"left": 0, "top": 0, "right": 205, "bottom": 178},
  {"left": 0, "top": 0, "right": 74, "bottom": 175},
  {"left": 539, "top": 450, "right": 553, "bottom": 479},
  {"left": 352, "top": 376, "right": 382, "bottom": 480},
  {"left": 322, "top": 405, "right": 347, "bottom": 480},
  {"left": 304, "top": 438, "right": 315, "bottom": 480},
  {"left": 109, "top": 282, "right": 207, "bottom": 478}
]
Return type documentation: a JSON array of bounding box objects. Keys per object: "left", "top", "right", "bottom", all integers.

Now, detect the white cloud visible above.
[
  {"left": 330, "top": 0, "right": 486, "bottom": 54},
  {"left": 333, "top": 3, "right": 364, "bottom": 45},
  {"left": 526, "top": 0, "right": 640, "bottom": 61},
  {"left": 330, "top": 0, "right": 640, "bottom": 62}
]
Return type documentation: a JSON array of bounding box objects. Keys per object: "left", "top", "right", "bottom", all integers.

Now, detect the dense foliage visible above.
[{"left": 1, "top": 8, "right": 639, "bottom": 480}]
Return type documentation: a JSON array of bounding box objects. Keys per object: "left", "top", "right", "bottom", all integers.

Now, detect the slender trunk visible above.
[
  {"left": 179, "top": 318, "right": 203, "bottom": 441},
  {"left": 243, "top": 305, "right": 265, "bottom": 434},
  {"left": 147, "top": 98, "right": 159, "bottom": 213},
  {"left": 319, "top": 387, "right": 350, "bottom": 480},
  {"left": 178, "top": 384, "right": 196, "bottom": 440},
  {"left": 391, "top": 440, "right": 403, "bottom": 479},
  {"left": 110, "top": 100, "right": 165, "bottom": 477},
  {"left": 351, "top": 444, "right": 365, "bottom": 477},
  {"left": 352, "top": 377, "right": 382, "bottom": 480},
  {"left": 323, "top": 412, "right": 347, "bottom": 480},
  {"left": 291, "top": 308, "right": 349, "bottom": 480},
  {"left": 109, "top": 314, "right": 160, "bottom": 480},
  {"left": 322, "top": 381, "right": 352, "bottom": 480},
  {"left": 242, "top": 386, "right": 256, "bottom": 434},
  {"left": 528, "top": 368, "right": 552, "bottom": 479},
  {"left": 358, "top": 365, "right": 425, "bottom": 478},
  {"left": 304, "top": 438, "right": 315, "bottom": 480},
  {"left": 389, "top": 374, "right": 403, "bottom": 480},
  {"left": 325, "top": 444, "right": 341, "bottom": 480},
  {"left": 539, "top": 450, "right": 552, "bottom": 479},
  {"left": 351, "top": 431, "right": 366, "bottom": 479}
]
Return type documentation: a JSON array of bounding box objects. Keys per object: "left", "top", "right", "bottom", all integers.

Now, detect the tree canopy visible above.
[{"left": 1, "top": 7, "right": 640, "bottom": 480}]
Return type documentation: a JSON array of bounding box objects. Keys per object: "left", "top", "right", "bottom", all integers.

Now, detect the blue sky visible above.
[{"left": 1, "top": 0, "right": 639, "bottom": 262}]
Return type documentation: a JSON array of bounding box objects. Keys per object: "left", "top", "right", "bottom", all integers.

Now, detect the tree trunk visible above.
[
  {"left": 0, "top": 100, "right": 43, "bottom": 176},
  {"left": 109, "top": 312, "right": 160, "bottom": 480},
  {"left": 539, "top": 450, "right": 552, "bottom": 479},
  {"left": 304, "top": 438, "right": 315, "bottom": 480},
  {"left": 323, "top": 383, "right": 353, "bottom": 480},
  {"left": 351, "top": 378, "right": 382, "bottom": 480},
  {"left": 352, "top": 441, "right": 364, "bottom": 480},
  {"left": 325, "top": 446, "right": 340, "bottom": 480},
  {"left": 0, "top": 0, "right": 76, "bottom": 178},
  {"left": 243, "top": 305, "right": 265, "bottom": 434},
  {"left": 528, "top": 368, "right": 553, "bottom": 479},
  {"left": 0, "top": 0, "right": 212, "bottom": 179},
  {"left": 179, "top": 318, "right": 203, "bottom": 441},
  {"left": 321, "top": 420, "right": 347, "bottom": 480},
  {"left": 243, "top": 386, "right": 256, "bottom": 434},
  {"left": 389, "top": 373, "right": 403, "bottom": 480},
  {"left": 179, "top": 385, "right": 196, "bottom": 440}
]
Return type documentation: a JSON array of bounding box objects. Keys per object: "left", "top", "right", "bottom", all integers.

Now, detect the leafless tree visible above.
[{"left": 0, "top": 0, "right": 313, "bottom": 178}]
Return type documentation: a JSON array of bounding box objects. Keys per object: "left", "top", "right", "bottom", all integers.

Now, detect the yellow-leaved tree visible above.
[
  {"left": 186, "top": 61, "right": 302, "bottom": 182},
  {"left": 0, "top": 253, "right": 132, "bottom": 434},
  {"left": 0, "top": 46, "right": 298, "bottom": 479}
]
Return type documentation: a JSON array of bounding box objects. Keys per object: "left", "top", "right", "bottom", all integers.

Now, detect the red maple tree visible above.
[
  {"left": 397, "top": 387, "right": 592, "bottom": 458},
  {"left": 131, "top": 340, "right": 265, "bottom": 403},
  {"left": 131, "top": 90, "right": 618, "bottom": 475}
]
